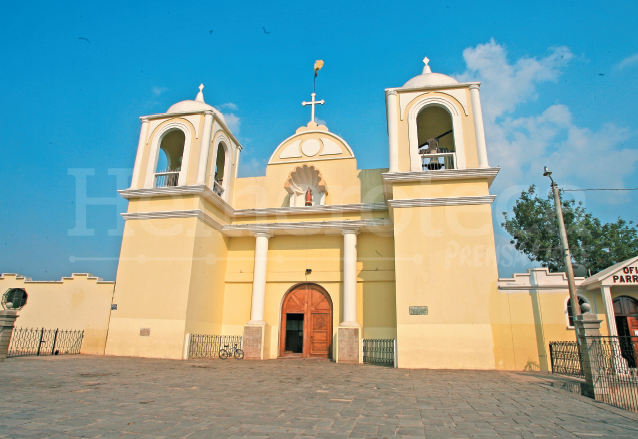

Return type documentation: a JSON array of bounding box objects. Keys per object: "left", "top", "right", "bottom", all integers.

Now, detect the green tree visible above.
[{"left": 502, "top": 185, "right": 638, "bottom": 274}]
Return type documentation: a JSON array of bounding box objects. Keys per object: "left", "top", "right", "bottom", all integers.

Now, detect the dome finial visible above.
[
  {"left": 422, "top": 57, "right": 432, "bottom": 74},
  {"left": 195, "top": 84, "right": 205, "bottom": 103}
]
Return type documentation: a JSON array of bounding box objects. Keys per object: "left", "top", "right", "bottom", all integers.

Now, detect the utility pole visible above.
[{"left": 543, "top": 166, "right": 581, "bottom": 321}]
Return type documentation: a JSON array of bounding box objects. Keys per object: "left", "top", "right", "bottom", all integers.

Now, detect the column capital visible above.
[
  {"left": 341, "top": 228, "right": 360, "bottom": 236},
  {"left": 139, "top": 117, "right": 150, "bottom": 123},
  {"left": 468, "top": 84, "right": 481, "bottom": 91},
  {"left": 251, "top": 230, "right": 273, "bottom": 239},
  {"left": 385, "top": 90, "right": 398, "bottom": 97},
  {"left": 203, "top": 110, "right": 215, "bottom": 116}
]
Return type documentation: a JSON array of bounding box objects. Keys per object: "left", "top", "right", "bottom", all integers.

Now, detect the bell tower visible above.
[
  {"left": 383, "top": 58, "right": 502, "bottom": 369},
  {"left": 105, "top": 85, "right": 241, "bottom": 359}
]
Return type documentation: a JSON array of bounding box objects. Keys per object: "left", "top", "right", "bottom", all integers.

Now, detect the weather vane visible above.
[{"left": 302, "top": 60, "right": 325, "bottom": 123}]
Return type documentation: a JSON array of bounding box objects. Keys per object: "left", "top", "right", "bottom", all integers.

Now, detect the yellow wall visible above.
[
  {"left": 105, "top": 216, "right": 227, "bottom": 359},
  {"left": 0, "top": 273, "right": 114, "bottom": 355}
]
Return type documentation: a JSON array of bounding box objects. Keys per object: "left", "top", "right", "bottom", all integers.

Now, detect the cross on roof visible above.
[{"left": 302, "top": 93, "right": 325, "bottom": 123}]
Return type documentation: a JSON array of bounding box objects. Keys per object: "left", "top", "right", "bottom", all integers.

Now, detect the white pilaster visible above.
[
  {"left": 234, "top": 146, "right": 241, "bottom": 180},
  {"left": 341, "top": 229, "right": 360, "bottom": 326},
  {"left": 469, "top": 85, "right": 489, "bottom": 169},
  {"left": 130, "top": 118, "right": 150, "bottom": 189},
  {"left": 195, "top": 111, "right": 215, "bottom": 185},
  {"left": 385, "top": 90, "right": 399, "bottom": 173},
  {"left": 601, "top": 286, "right": 618, "bottom": 336},
  {"left": 248, "top": 231, "right": 273, "bottom": 325}
]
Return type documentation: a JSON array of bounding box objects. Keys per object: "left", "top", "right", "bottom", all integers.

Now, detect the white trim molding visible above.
[
  {"left": 222, "top": 218, "right": 392, "bottom": 236},
  {"left": 121, "top": 209, "right": 224, "bottom": 230},
  {"left": 118, "top": 185, "right": 235, "bottom": 217},
  {"left": 388, "top": 195, "right": 496, "bottom": 208},
  {"left": 235, "top": 202, "right": 387, "bottom": 217},
  {"left": 382, "top": 168, "right": 499, "bottom": 187}
]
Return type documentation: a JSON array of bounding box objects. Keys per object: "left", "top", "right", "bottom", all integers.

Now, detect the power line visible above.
[{"left": 561, "top": 188, "right": 638, "bottom": 192}]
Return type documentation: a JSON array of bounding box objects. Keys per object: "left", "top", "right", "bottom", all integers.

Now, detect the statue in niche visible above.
[{"left": 305, "top": 188, "right": 313, "bottom": 206}]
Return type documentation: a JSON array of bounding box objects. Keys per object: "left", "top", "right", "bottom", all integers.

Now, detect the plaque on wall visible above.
[
  {"left": 409, "top": 306, "right": 428, "bottom": 315},
  {"left": 140, "top": 328, "right": 151, "bottom": 336}
]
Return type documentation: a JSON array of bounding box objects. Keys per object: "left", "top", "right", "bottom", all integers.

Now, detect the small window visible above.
[
  {"left": 567, "top": 297, "right": 587, "bottom": 327},
  {"left": 2, "top": 288, "right": 28, "bottom": 310}
]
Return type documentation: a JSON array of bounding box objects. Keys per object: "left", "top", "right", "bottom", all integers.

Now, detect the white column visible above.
[
  {"left": 469, "top": 84, "right": 489, "bottom": 169},
  {"left": 249, "top": 231, "right": 272, "bottom": 324},
  {"left": 195, "top": 111, "right": 214, "bottom": 185},
  {"left": 385, "top": 90, "right": 399, "bottom": 173},
  {"left": 341, "top": 229, "right": 360, "bottom": 326},
  {"left": 130, "top": 118, "right": 150, "bottom": 189},
  {"left": 601, "top": 286, "right": 618, "bottom": 336},
  {"left": 234, "top": 147, "right": 241, "bottom": 180}
]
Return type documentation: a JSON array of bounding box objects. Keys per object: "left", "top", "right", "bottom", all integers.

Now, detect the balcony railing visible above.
[
  {"left": 155, "top": 168, "right": 180, "bottom": 188},
  {"left": 213, "top": 179, "right": 224, "bottom": 197},
  {"left": 421, "top": 151, "right": 456, "bottom": 171}
]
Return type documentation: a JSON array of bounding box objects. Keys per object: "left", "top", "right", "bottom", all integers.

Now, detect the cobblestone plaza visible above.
[{"left": 1, "top": 356, "right": 637, "bottom": 438}]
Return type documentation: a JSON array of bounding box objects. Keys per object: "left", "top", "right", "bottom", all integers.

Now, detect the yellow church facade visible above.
[
  {"left": 8, "top": 58, "right": 633, "bottom": 370},
  {"left": 102, "top": 58, "right": 505, "bottom": 368}
]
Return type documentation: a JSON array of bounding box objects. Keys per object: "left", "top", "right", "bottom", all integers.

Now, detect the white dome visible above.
[
  {"left": 165, "top": 85, "right": 227, "bottom": 125},
  {"left": 402, "top": 57, "right": 458, "bottom": 88}
]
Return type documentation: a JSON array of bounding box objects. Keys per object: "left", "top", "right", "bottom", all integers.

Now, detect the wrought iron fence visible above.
[
  {"left": 549, "top": 341, "right": 583, "bottom": 377},
  {"left": 550, "top": 336, "right": 638, "bottom": 413},
  {"left": 362, "top": 338, "right": 396, "bottom": 367},
  {"left": 8, "top": 328, "right": 84, "bottom": 358},
  {"left": 585, "top": 336, "right": 638, "bottom": 413},
  {"left": 188, "top": 334, "right": 242, "bottom": 359}
]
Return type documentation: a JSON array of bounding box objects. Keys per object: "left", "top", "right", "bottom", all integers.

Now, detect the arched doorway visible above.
[
  {"left": 613, "top": 296, "right": 638, "bottom": 368},
  {"left": 279, "top": 283, "right": 332, "bottom": 359}
]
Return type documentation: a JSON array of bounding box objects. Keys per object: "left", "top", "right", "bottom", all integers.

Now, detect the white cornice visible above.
[
  {"left": 118, "top": 185, "right": 235, "bottom": 217},
  {"left": 234, "top": 202, "right": 387, "bottom": 217},
  {"left": 385, "top": 81, "right": 480, "bottom": 93},
  {"left": 222, "top": 218, "right": 392, "bottom": 236},
  {"left": 388, "top": 195, "right": 496, "bottom": 208},
  {"left": 121, "top": 209, "right": 224, "bottom": 230},
  {"left": 382, "top": 167, "right": 499, "bottom": 184}
]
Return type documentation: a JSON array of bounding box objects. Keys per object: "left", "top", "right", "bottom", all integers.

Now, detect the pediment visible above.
[{"left": 268, "top": 124, "right": 354, "bottom": 165}]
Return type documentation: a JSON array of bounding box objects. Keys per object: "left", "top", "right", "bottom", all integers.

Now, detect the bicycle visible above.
[{"left": 219, "top": 343, "right": 244, "bottom": 360}]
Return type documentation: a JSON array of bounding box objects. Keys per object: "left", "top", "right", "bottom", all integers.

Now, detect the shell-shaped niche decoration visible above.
[{"left": 284, "top": 165, "right": 328, "bottom": 207}]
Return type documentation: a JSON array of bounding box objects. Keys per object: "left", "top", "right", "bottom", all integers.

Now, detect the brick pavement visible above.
[{"left": 1, "top": 356, "right": 637, "bottom": 438}]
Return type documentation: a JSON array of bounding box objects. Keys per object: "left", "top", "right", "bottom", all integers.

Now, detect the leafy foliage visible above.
[{"left": 502, "top": 185, "right": 638, "bottom": 274}]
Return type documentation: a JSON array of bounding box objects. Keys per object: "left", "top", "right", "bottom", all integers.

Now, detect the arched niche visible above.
[
  {"left": 407, "top": 97, "right": 466, "bottom": 171},
  {"left": 284, "top": 165, "right": 328, "bottom": 207},
  {"left": 145, "top": 120, "right": 194, "bottom": 188}
]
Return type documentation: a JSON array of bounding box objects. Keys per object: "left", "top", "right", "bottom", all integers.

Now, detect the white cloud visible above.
[
  {"left": 456, "top": 40, "right": 637, "bottom": 196},
  {"left": 456, "top": 39, "right": 573, "bottom": 121},
  {"left": 315, "top": 117, "right": 327, "bottom": 126},
  {"left": 616, "top": 53, "right": 638, "bottom": 70},
  {"left": 219, "top": 102, "right": 239, "bottom": 110},
  {"left": 223, "top": 113, "right": 241, "bottom": 134},
  {"left": 152, "top": 86, "right": 168, "bottom": 96}
]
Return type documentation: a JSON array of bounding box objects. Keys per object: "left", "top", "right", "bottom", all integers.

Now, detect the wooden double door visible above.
[{"left": 279, "top": 283, "right": 332, "bottom": 358}]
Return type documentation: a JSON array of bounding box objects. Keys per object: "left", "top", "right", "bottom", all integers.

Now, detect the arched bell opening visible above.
[
  {"left": 416, "top": 105, "right": 455, "bottom": 171},
  {"left": 213, "top": 141, "right": 228, "bottom": 197},
  {"left": 279, "top": 283, "right": 333, "bottom": 359},
  {"left": 155, "top": 129, "right": 185, "bottom": 187}
]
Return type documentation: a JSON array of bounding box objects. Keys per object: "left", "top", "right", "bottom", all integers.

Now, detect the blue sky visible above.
[{"left": 1, "top": 0, "right": 637, "bottom": 280}]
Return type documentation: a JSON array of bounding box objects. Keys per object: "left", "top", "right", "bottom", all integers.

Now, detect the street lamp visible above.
[{"left": 543, "top": 166, "right": 581, "bottom": 320}]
